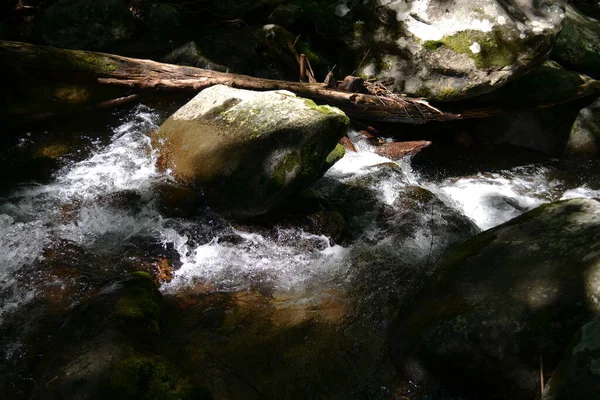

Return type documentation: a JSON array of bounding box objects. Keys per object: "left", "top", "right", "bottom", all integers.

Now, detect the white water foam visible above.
[{"left": 0, "top": 105, "right": 163, "bottom": 322}]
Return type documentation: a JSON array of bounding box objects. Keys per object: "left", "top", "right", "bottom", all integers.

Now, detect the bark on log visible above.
[
  {"left": 2, "top": 41, "right": 600, "bottom": 124},
  {"left": 0, "top": 40, "right": 458, "bottom": 124}
]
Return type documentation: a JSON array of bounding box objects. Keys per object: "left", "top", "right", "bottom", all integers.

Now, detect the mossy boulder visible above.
[
  {"left": 154, "top": 85, "right": 349, "bottom": 218},
  {"left": 33, "top": 272, "right": 171, "bottom": 399},
  {"left": 321, "top": 0, "right": 566, "bottom": 101},
  {"left": 551, "top": 4, "right": 600, "bottom": 79},
  {"left": 542, "top": 317, "right": 600, "bottom": 400},
  {"left": 41, "top": 0, "right": 134, "bottom": 50},
  {"left": 391, "top": 198, "right": 600, "bottom": 399},
  {"left": 564, "top": 97, "right": 600, "bottom": 159}
]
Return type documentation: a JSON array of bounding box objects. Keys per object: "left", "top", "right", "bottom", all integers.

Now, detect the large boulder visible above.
[
  {"left": 154, "top": 85, "right": 349, "bottom": 218},
  {"left": 323, "top": 0, "right": 566, "bottom": 101},
  {"left": 564, "top": 97, "right": 600, "bottom": 159},
  {"left": 391, "top": 198, "right": 600, "bottom": 399},
  {"left": 41, "top": 0, "right": 134, "bottom": 50},
  {"left": 551, "top": 4, "right": 600, "bottom": 79},
  {"left": 542, "top": 317, "right": 600, "bottom": 400}
]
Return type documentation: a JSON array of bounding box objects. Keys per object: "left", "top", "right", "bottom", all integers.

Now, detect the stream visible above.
[{"left": 2, "top": 104, "right": 600, "bottom": 398}]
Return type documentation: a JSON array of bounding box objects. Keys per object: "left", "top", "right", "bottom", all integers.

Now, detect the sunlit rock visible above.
[
  {"left": 154, "top": 85, "right": 349, "bottom": 218},
  {"left": 322, "top": 0, "right": 567, "bottom": 100}
]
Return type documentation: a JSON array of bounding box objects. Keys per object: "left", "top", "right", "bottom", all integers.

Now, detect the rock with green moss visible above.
[
  {"left": 155, "top": 85, "right": 349, "bottom": 218},
  {"left": 31, "top": 272, "right": 155, "bottom": 395},
  {"left": 542, "top": 317, "right": 600, "bottom": 400},
  {"left": 551, "top": 4, "right": 600, "bottom": 79},
  {"left": 320, "top": 0, "right": 566, "bottom": 101},
  {"left": 564, "top": 97, "right": 600, "bottom": 159},
  {"left": 320, "top": 143, "right": 345, "bottom": 174},
  {"left": 41, "top": 0, "right": 134, "bottom": 50},
  {"left": 391, "top": 198, "right": 600, "bottom": 399}
]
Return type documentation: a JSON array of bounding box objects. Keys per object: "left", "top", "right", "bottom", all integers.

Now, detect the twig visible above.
[
  {"left": 351, "top": 48, "right": 371, "bottom": 76},
  {"left": 540, "top": 354, "right": 544, "bottom": 396}
]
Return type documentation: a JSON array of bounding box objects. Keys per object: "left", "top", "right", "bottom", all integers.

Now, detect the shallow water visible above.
[{"left": 1, "top": 104, "right": 599, "bottom": 398}]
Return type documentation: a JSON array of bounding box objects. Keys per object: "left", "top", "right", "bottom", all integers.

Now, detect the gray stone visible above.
[
  {"left": 330, "top": 0, "right": 567, "bottom": 101},
  {"left": 391, "top": 198, "right": 600, "bottom": 399},
  {"left": 154, "top": 85, "right": 349, "bottom": 218}
]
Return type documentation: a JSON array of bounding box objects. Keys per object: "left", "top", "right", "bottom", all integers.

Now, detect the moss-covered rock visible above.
[
  {"left": 551, "top": 4, "right": 600, "bottom": 79},
  {"left": 542, "top": 317, "right": 600, "bottom": 400},
  {"left": 41, "top": 0, "right": 134, "bottom": 50},
  {"left": 33, "top": 272, "right": 174, "bottom": 399},
  {"left": 155, "top": 85, "right": 349, "bottom": 218},
  {"left": 311, "top": 0, "right": 566, "bottom": 101},
  {"left": 391, "top": 198, "right": 600, "bottom": 399}
]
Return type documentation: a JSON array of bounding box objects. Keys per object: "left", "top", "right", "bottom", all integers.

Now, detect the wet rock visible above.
[
  {"left": 551, "top": 4, "right": 600, "bottom": 79},
  {"left": 313, "top": 162, "right": 479, "bottom": 255},
  {"left": 41, "top": 0, "right": 134, "bottom": 50},
  {"left": 564, "top": 97, "right": 600, "bottom": 159},
  {"left": 542, "top": 317, "right": 600, "bottom": 400},
  {"left": 375, "top": 141, "right": 432, "bottom": 160},
  {"left": 33, "top": 272, "right": 206, "bottom": 399},
  {"left": 160, "top": 287, "right": 396, "bottom": 400},
  {"left": 391, "top": 198, "right": 600, "bottom": 400},
  {"left": 154, "top": 85, "right": 349, "bottom": 218},
  {"left": 324, "top": 0, "right": 566, "bottom": 101}
]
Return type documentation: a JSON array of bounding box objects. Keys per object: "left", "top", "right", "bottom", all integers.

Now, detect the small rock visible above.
[{"left": 375, "top": 141, "right": 432, "bottom": 160}]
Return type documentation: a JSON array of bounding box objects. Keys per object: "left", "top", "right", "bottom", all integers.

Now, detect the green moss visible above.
[
  {"left": 424, "top": 29, "right": 521, "bottom": 69},
  {"left": 68, "top": 51, "right": 119, "bottom": 73},
  {"left": 106, "top": 356, "right": 204, "bottom": 400},
  {"left": 115, "top": 272, "right": 162, "bottom": 333},
  {"left": 436, "top": 86, "right": 461, "bottom": 100},
  {"left": 325, "top": 143, "right": 345, "bottom": 165},
  {"left": 272, "top": 152, "right": 300, "bottom": 187}
]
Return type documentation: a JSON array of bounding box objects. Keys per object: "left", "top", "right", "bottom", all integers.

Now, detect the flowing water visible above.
[{"left": 1, "top": 104, "right": 599, "bottom": 398}]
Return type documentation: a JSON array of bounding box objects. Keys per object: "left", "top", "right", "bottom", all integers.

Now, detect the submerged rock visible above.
[
  {"left": 34, "top": 272, "right": 207, "bottom": 399},
  {"left": 155, "top": 85, "right": 349, "bottom": 218},
  {"left": 551, "top": 4, "right": 600, "bottom": 79},
  {"left": 543, "top": 317, "right": 600, "bottom": 400},
  {"left": 41, "top": 0, "right": 134, "bottom": 50},
  {"left": 391, "top": 198, "right": 600, "bottom": 399},
  {"left": 326, "top": 0, "right": 566, "bottom": 100}
]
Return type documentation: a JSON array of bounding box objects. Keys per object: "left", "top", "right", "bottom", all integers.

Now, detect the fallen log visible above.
[
  {"left": 3, "top": 41, "right": 600, "bottom": 125},
  {"left": 0, "top": 40, "right": 457, "bottom": 124}
]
